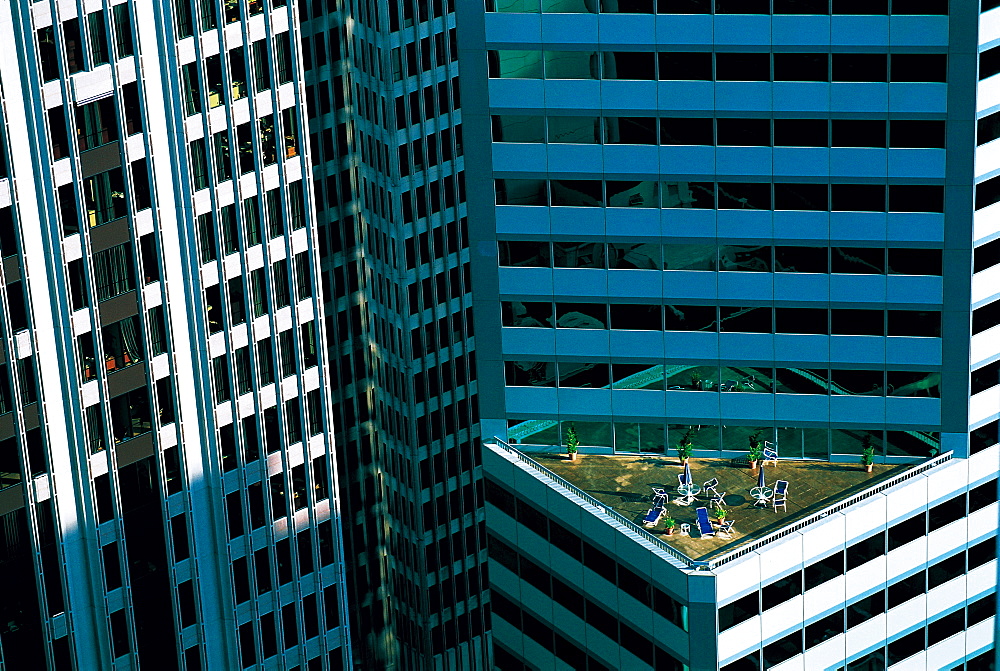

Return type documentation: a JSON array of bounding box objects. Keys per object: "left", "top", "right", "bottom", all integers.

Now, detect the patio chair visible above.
[
  {"left": 651, "top": 487, "right": 668, "bottom": 506},
  {"left": 773, "top": 480, "right": 789, "bottom": 512},
  {"left": 677, "top": 473, "right": 686, "bottom": 488},
  {"left": 702, "top": 478, "right": 719, "bottom": 491},
  {"left": 643, "top": 505, "right": 665, "bottom": 528},
  {"left": 717, "top": 520, "right": 735, "bottom": 537},
  {"left": 680, "top": 523, "right": 691, "bottom": 536},
  {"left": 709, "top": 490, "right": 727, "bottom": 507},
  {"left": 762, "top": 444, "right": 778, "bottom": 467},
  {"left": 695, "top": 507, "right": 715, "bottom": 537}
]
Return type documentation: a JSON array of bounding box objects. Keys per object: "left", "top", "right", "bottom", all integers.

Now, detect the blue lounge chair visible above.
[
  {"left": 643, "top": 505, "right": 665, "bottom": 528},
  {"left": 695, "top": 507, "right": 715, "bottom": 537}
]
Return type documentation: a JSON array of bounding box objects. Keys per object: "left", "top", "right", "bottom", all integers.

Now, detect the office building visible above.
[
  {"left": 455, "top": 0, "right": 1000, "bottom": 668},
  {"left": 0, "top": 0, "right": 349, "bottom": 667},
  {"left": 298, "top": 0, "right": 490, "bottom": 667}
]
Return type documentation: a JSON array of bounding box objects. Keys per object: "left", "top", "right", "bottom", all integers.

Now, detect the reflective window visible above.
[
  {"left": 662, "top": 181, "right": 714, "bottom": 208},
  {"left": 663, "top": 244, "right": 716, "bottom": 270},
  {"left": 549, "top": 116, "right": 601, "bottom": 143},
  {"left": 491, "top": 115, "right": 545, "bottom": 143},
  {"left": 607, "top": 181, "right": 658, "bottom": 208}
]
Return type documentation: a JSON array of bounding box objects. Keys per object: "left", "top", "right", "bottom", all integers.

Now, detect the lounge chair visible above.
[
  {"left": 643, "top": 505, "right": 665, "bottom": 528},
  {"left": 773, "top": 480, "right": 789, "bottom": 512},
  {"left": 695, "top": 507, "right": 715, "bottom": 537},
  {"left": 762, "top": 444, "right": 778, "bottom": 467}
]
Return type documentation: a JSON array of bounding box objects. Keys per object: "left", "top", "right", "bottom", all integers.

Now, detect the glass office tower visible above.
[
  {"left": 456, "top": 0, "right": 1000, "bottom": 668},
  {"left": 0, "top": 0, "right": 349, "bottom": 667},
  {"left": 299, "top": 0, "right": 490, "bottom": 667}
]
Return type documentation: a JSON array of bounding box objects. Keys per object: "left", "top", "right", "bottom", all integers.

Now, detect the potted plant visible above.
[
  {"left": 565, "top": 423, "right": 579, "bottom": 462},
  {"left": 747, "top": 432, "right": 763, "bottom": 469},
  {"left": 690, "top": 370, "right": 703, "bottom": 391},
  {"left": 861, "top": 434, "right": 876, "bottom": 473},
  {"left": 713, "top": 506, "right": 727, "bottom": 524},
  {"left": 676, "top": 437, "right": 693, "bottom": 465},
  {"left": 663, "top": 517, "right": 677, "bottom": 536}
]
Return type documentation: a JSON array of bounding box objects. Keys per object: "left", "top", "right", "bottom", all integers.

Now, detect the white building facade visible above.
[{"left": 0, "top": 0, "right": 350, "bottom": 666}]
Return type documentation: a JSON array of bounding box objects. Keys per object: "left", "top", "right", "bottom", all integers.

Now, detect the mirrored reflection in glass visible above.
[
  {"left": 887, "top": 371, "right": 940, "bottom": 397},
  {"left": 670, "top": 424, "right": 719, "bottom": 453},
  {"left": 614, "top": 423, "right": 665, "bottom": 454},
  {"left": 608, "top": 242, "right": 661, "bottom": 269},
  {"left": 719, "top": 306, "right": 772, "bottom": 333},
  {"left": 663, "top": 244, "right": 716, "bottom": 271},
  {"left": 719, "top": 245, "right": 771, "bottom": 271},
  {"left": 505, "top": 361, "right": 556, "bottom": 386},
  {"left": 502, "top": 301, "right": 553, "bottom": 327},
  {"left": 718, "top": 182, "right": 771, "bottom": 209},
  {"left": 605, "top": 117, "right": 657, "bottom": 144},
  {"left": 886, "top": 430, "right": 940, "bottom": 458},
  {"left": 555, "top": 302, "right": 608, "bottom": 328},
  {"left": 490, "top": 50, "right": 544, "bottom": 78},
  {"left": 774, "top": 246, "right": 829, "bottom": 273},
  {"left": 831, "top": 369, "right": 885, "bottom": 396},
  {"left": 548, "top": 116, "right": 601, "bottom": 143},
  {"left": 831, "top": 428, "right": 882, "bottom": 456},
  {"left": 775, "top": 367, "right": 830, "bottom": 394},
  {"left": 499, "top": 240, "right": 551, "bottom": 267},
  {"left": 553, "top": 242, "right": 606, "bottom": 268},
  {"left": 667, "top": 364, "right": 718, "bottom": 391},
  {"left": 495, "top": 179, "right": 547, "bottom": 205},
  {"left": 721, "top": 425, "right": 772, "bottom": 453},
  {"left": 492, "top": 115, "right": 545, "bottom": 142},
  {"left": 662, "top": 181, "right": 714, "bottom": 208},
  {"left": 612, "top": 363, "right": 664, "bottom": 390},
  {"left": 544, "top": 51, "right": 599, "bottom": 79},
  {"left": 776, "top": 427, "right": 829, "bottom": 460},
  {"left": 719, "top": 365, "right": 773, "bottom": 392},
  {"left": 543, "top": 0, "right": 597, "bottom": 11},
  {"left": 507, "top": 417, "right": 560, "bottom": 446},
  {"left": 607, "top": 181, "right": 658, "bottom": 208},
  {"left": 664, "top": 304, "right": 717, "bottom": 331},
  {"left": 832, "top": 247, "right": 885, "bottom": 274},
  {"left": 558, "top": 362, "right": 610, "bottom": 387},
  {"left": 551, "top": 180, "right": 603, "bottom": 206},
  {"left": 572, "top": 421, "right": 613, "bottom": 447}
]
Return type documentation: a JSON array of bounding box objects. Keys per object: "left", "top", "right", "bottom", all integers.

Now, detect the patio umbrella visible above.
[
  {"left": 683, "top": 460, "right": 692, "bottom": 487},
  {"left": 757, "top": 464, "right": 766, "bottom": 489}
]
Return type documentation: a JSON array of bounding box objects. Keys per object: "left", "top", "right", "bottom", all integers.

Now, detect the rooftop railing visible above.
[{"left": 487, "top": 437, "right": 954, "bottom": 572}]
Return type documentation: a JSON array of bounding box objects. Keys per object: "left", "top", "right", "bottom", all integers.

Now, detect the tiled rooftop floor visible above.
[{"left": 537, "top": 453, "right": 911, "bottom": 561}]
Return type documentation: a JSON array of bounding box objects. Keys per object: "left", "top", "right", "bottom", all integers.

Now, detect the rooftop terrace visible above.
[{"left": 533, "top": 452, "right": 915, "bottom": 563}]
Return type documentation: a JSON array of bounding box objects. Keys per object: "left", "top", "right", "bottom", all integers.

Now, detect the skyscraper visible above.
[
  {"left": 0, "top": 0, "right": 349, "bottom": 667},
  {"left": 456, "top": 0, "right": 1000, "bottom": 668},
  {"left": 298, "top": 0, "right": 490, "bottom": 667}
]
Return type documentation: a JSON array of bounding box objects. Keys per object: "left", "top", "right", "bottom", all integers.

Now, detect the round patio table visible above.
[{"left": 750, "top": 486, "right": 773, "bottom": 507}]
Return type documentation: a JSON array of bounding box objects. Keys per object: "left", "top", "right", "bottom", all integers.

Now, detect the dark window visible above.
[
  {"left": 773, "top": 53, "right": 828, "bottom": 82},
  {"left": 763, "top": 631, "right": 802, "bottom": 669},
  {"left": 716, "top": 53, "right": 770, "bottom": 81},
  {"left": 832, "top": 53, "right": 887, "bottom": 81},
  {"left": 887, "top": 571, "right": 925, "bottom": 608},
  {"left": 887, "top": 513, "right": 925, "bottom": 551},
  {"left": 717, "top": 118, "right": 770, "bottom": 146},
  {"left": 660, "top": 117, "right": 713, "bottom": 145},
  {"left": 846, "top": 532, "right": 885, "bottom": 570},
  {"left": 886, "top": 627, "right": 924, "bottom": 665},
  {"left": 774, "top": 119, "right": 827, "bottom": 147},
  {"left": 926, "top": 608, "right": 964, "bottom": 646},
  {"left": 658, "top": 52, "right": 712, "bottom": 80},
  {"left": 890, "top": 120, "right": 945, "bottom": 148},
  {"left": 846, "top": 590, "right": 884, "bottom": 628},
  {"left": 774, "top": 183, "right": 828, "bottom": 210},
  {"left": 929, "top": 495, "right": 966, "bottom": 531},
  {"left": 717, "top": 182, "right": 771, "bottom": 209},
  {"left": 805, "top": 611, "right": 843, "bottom": 649},
  {"left": 891, "top": 54, "right": 947, "bottom": 83},
  {"left": 762, "top": 573, "right": 802, "bottom": 611},
  {"left": 889, "top": 185, "right": 944, "bottom": 213},
  {"left": 719, "top": 592, "right": 758, "bottom": 631},
  {"left": 832, "top": 120, "right": 886, "bottom": 148},
  {"left": 927, "top": 551, "right": 964, "bottom": 589}
]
